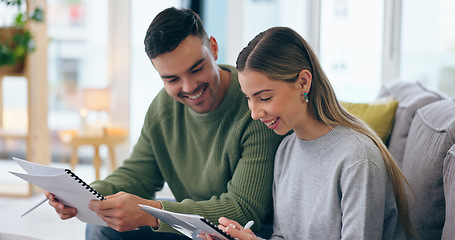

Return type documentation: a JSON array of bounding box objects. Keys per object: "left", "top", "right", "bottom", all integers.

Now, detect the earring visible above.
[{"left": 303, "top": 92, "right": 309, "bottom": 102}]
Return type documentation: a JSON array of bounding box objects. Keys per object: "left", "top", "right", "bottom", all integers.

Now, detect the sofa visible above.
[{"left": 375, "top": 81, "right": 455, "bottom": 240}]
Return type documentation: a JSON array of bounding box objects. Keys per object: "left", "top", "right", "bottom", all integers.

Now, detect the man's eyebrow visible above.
[
  {"left": 188, "top": 58, "right": 205, "bottom": 71},
  {"left": 160, "top": 58, "right": 205, "bottom": 80},
  {"left": 161, "top": 74, "right": 177, "bottom": 80}
]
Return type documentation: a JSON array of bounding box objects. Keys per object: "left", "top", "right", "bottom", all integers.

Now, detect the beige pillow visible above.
[{"left": 340, "top": 96, "right": 399, "bottom": 143}]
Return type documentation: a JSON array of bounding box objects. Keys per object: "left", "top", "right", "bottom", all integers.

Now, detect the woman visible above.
[{"left": 200, "top": 27, "right": 417, "bottom": 240}]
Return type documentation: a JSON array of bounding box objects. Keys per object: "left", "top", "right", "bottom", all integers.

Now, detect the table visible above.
[{"left": 58, "top": 128, "right": 128, "bottom": 180}]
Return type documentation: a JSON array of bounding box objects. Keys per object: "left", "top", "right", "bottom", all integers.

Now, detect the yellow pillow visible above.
[{"left": 340, "top": 96, "right": 399, "bottom": 143}]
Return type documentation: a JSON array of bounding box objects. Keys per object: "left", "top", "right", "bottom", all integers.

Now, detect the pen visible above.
[
  {"left": 21, "top": 198, "right": 48, "bottom": 217},
  {"left": 243, "top": 220, "right": 254, "bottom": 230}
]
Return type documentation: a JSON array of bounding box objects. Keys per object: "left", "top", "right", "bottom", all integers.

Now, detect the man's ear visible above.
[
  {"left": 297, "top": 69, "right": 312, "bottom": 93},
  {"left": 209, "top": 36, "right": 219, "bottom": 60}
]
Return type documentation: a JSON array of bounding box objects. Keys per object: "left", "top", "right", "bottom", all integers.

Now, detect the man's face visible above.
[{"left": 151, "top": 35, "right": 222, "bottom": 114}]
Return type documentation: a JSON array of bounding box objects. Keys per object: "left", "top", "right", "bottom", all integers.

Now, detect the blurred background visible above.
[
  {"left": 1, "top": 0, "right": 454, "bottom": 238},
  {"left": 1, "top": 0, "right": 454, "bottom": 190}
]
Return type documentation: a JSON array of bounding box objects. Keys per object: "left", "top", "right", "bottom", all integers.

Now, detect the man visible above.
[{"left": 45, "top": 7, "right": 283, "bottom": 239}]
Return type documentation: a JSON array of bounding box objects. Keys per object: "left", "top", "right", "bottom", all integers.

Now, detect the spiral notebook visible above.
[
  {"left": 139, "top": 204, "right": 234, "bottom": 240},
  {"left": 9, "top": 157, "right": 107, "bottom": 226}
]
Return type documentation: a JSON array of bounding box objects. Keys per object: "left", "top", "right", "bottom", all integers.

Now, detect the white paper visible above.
[
  {"left": 138, "top": 204, "right": 233, "bottom": 240},
  {"left": 9, "top": 158, "right": 107, "bottom": 226}
]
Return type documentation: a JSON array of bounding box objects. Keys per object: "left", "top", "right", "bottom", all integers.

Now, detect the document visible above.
[
  {"left": 9, "top": 157, "right": 107, "bottom": 226},
  {"left": 138, "top": 204, "right": 234, "bottom": 240}
]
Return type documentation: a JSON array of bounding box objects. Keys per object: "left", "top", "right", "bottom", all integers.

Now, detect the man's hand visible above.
[
  {"left": 88, "top": 191, "right": 161, "bottom": 232},
  {"left": 44, "top": 190, "right": 78, "bottom": 220}
]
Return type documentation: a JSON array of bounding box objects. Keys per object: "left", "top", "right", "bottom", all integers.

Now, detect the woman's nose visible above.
[{"left": 249, "top": 102, "right": 264, "bottom": 120}]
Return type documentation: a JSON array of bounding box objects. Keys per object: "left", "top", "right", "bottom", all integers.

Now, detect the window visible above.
[
  {"left": 319, "top": 0, "right": 384, "bottom": 102},
  {"left": 209, "top": 0, "right": 385, "bottom": 102},
  {"left": 400, "top": 0, "right": 455, "bottom": 98},
  {"left": 204, "top": 0, "right": 309, "bottom": 65},
  {"left": 47, "top": 0, "right": 109, "bottom": 162}
]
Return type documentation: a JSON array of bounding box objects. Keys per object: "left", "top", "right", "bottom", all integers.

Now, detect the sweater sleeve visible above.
[
  {"left": 156, "top": 119, "right": 283, "bottom": 233},
  {"left": 340, "top": 159, "right": 386, "bottom": 239}
]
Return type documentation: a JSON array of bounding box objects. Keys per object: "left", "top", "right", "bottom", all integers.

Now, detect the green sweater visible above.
[{"left": 91, "top": 65, "right": 284, "bottom": 233}]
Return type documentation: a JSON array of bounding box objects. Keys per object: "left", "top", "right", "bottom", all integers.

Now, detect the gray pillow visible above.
[
  {"left": 401, "top": 99, "right": 455, "bottom": 240},
  {"left": 378, "top": 81, "right": 446, "bottom": 166},
  {"left": 442, "top": 145, "right": 455, "bottom": 240}
]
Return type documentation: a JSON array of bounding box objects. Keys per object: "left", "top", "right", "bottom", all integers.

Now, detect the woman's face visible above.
[{"left": 239, "top": 70, "right": 309, "bottom": 136}]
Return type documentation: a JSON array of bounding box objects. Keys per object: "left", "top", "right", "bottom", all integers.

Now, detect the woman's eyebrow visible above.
[{"left": 252, "top": 89, "right": 272, "bottom": 97}]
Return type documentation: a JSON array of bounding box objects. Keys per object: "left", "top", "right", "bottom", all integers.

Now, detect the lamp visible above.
[
  {"left": 84, "top": 88, "right": 111, "bottom": 112},
  {"left": 82, "top": 88, "right": 111, "bottom": 136}
]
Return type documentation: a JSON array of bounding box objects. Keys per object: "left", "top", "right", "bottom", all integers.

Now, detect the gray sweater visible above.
[{"left": 270, "top": 126, "right": 406, "bottom": 239}]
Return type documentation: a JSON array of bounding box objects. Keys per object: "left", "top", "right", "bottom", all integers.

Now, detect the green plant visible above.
[{"left": 0, "top": 0, "right": 44, "bottom": 68}]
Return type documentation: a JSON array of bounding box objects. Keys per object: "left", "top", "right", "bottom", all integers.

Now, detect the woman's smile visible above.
[{"left": 262, "top": 117, "right": 280, "bottom": 129}]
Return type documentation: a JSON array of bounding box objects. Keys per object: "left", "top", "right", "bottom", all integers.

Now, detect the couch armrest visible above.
[
  {"left": 378, "top": 81, "right": 446, "bottom": 165},
  {"left": 442, "top": 145, "right": 455, "bottom": 240}
]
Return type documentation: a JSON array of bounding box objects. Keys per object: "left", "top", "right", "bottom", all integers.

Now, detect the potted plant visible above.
[{"left": 0, "top": 0, "right": 44, "bottom": 73}]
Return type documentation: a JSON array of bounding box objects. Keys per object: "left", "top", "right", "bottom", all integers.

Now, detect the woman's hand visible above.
[{"left": 198, "top": 217, "right": 260, "bottom": 240}]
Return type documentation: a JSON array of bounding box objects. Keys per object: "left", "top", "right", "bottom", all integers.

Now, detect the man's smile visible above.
[{"left": 182, "top": 84, "right": 208, "bottom": 100}]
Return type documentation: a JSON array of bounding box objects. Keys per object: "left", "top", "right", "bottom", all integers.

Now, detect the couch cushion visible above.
[
  {"left": 378, "top": 81, "right": 446, "bottom": 166},
  {"left": 442, "top": 145, "right": 455, "bottom": 240},
  {"left": 401, "top": 99, "right": 455, "bottom": 240},
  {"left": 341, "top": 96, "right": 398, "bottom": 143}
]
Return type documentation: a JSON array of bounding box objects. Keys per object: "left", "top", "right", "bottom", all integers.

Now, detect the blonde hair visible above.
[{"left": 237, "top": 26, "right": 417, "bottom": 238}]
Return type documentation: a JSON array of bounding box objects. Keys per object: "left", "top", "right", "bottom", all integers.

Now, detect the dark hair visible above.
[{"left": 144, "top": 7, "right": 209, "bottom": 60}]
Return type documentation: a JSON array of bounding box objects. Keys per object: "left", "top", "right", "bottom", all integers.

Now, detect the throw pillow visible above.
[{"left": 340, "top": 96, "right": 399, "bottom": 144}]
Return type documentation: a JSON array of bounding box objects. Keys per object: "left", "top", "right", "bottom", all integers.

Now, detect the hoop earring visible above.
[{"left": 303, "top": 92, "right": 309, "bottom": 103}]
